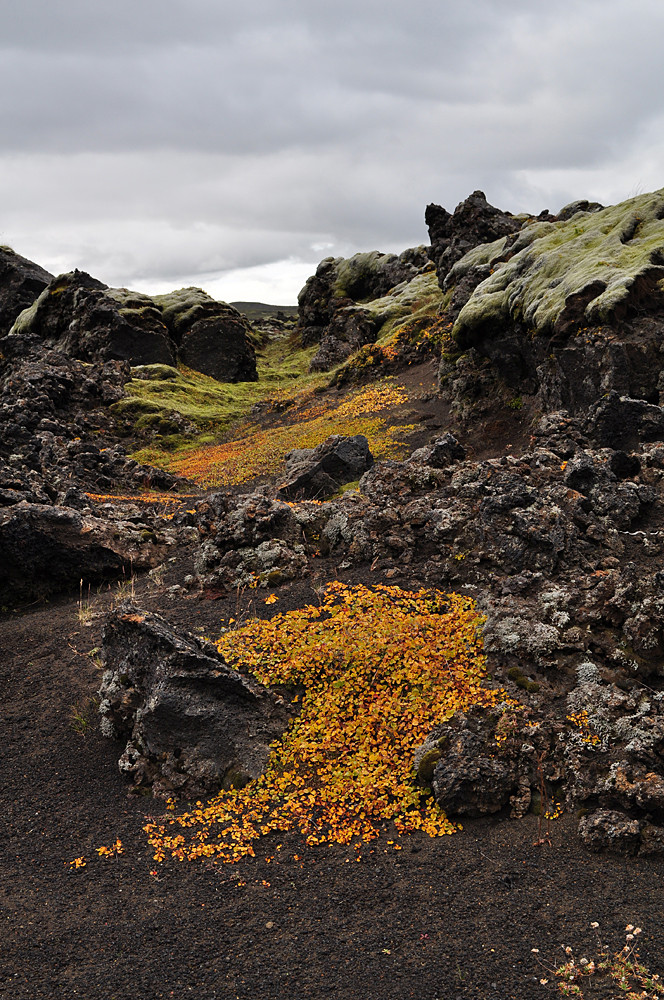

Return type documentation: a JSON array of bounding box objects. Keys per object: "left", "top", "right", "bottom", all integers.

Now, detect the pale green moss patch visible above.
[
  {"left": 118, "top": 337, "right": 331, "bottom": 461},
  {"left": 366, "top": 271, "right": 445, "bottom": 341},
  {"left": 453, "top": 188, "right": 664, "bottom": 345}
]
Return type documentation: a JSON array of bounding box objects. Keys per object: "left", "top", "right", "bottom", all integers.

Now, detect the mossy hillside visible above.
[
  {"left": 327, "top": 270, "right": 446, "bottom": 361},
  {"left": 149, "top": 380, "right": 417, "bottom": 488},
  {"left": 118, "top": 337, "right": 327, "bottom": 455},
  {"left": 452, "top": 188, "right": 664, "bottom": 346},
  {"left": 363, "top": 270, "right": 446, "bottom": 342}
]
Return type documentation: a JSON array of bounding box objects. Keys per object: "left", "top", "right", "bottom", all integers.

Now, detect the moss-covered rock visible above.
[
  {"left": 153, "top": 287, "right": 257, "bottom": 383},
  {"left": 453, "top": 189, "right": 664, "bottom": 346},
  {"left": 10, "top": 275, "right": 258, "bottom": 383},
  {"left": 0, "top": 246, "right": 53, "bottom": 338},
  {"left": 299, "top": 247, "right": 441, "bottom": 371},
  {"left": 10, "top": 271, "right": 175, "bottom": 367}
]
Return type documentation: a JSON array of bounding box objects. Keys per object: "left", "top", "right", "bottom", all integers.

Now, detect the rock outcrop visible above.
[
  {"left": 10, "top": 271, "right": 175, "bottom": 367},
  {"left": 0, "top": 334, "right": 182, "bottom": 507},
  {"left": 0, "top": 246, "right": 53, "bottom": 337},
  {"left": 297, "top": 247, "right": 441, "bottom": 371},
  {"left": 0, "top": 503, "right": 168, "bottom": 605},
  {"left": 152, "top": 287, "right": 258, "bottom": 383},
  {"left": 8, "top": 272, "right": 257, "bottom": 382},
  {"left": 425, "top": 190, "right": 524, "bottom": 288},
  {"left": 451, "top": 189, "right": 664, "bottom": 347},
  {"left": 99, "top": 604, "right": 294, "bottom": 799},
  {"left": 277, "top": 433, "right": 373, "bottom": 500}
]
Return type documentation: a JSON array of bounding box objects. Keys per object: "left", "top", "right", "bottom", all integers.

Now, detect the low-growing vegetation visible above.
[
  {"left": 144, "top": 582, "right": 507, "bottom": 864},
  {"left": 114, "top": 335, "right": 327, "bottom": 450},
  {"left": 533, "top": 922, "right": 664, "bottom": 998},
  {"left": 145, "top": 380, "right": 416, "bottom": 487}
]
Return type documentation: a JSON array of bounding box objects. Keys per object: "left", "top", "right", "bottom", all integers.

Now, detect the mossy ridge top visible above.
[
  {"left": 452, "top": 188, "right": 664, "bottom": 345},
  {"left": 359, "top": 270, "right": 444, "bottom": 341}
]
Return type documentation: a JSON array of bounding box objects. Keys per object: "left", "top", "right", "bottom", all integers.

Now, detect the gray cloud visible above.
[{"left": 1, "top": 0, "right": 663, "bottom": 302}]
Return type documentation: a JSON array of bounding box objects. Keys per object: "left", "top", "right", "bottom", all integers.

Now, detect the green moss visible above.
[
  {"left": 452, "top": 188, "right": 664, "bottom": 345},
  {"left": 332, "top": 251, "right": 398, "bottom": 301},
  {"left": 152, "top": 287, "right": 217, "bottom": 336},
  {"left": 131, "top": 364, "right": 181, "bottom": 381},
  {"left": 365, "top": 271, "right": 445, "bottom": 342},
  {"left": 11, "top": 293, "right": 43, "bottom": 335},
  {"left": 330, "top": 479, "right": 361, "bottom": 498},
  {"left": 123, "top": 338, "right": 331, "bottom": 463},
  {"left": 416, "top": 748, "right": 443, "bottom": 785},
  {"left": 507, "top": 666, "right": 539, "bottom": 693}
]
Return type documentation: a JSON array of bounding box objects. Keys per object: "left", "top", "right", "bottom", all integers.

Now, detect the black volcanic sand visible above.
[{"left": 3, "top": 563, "right": 664, "bottom": 1000}]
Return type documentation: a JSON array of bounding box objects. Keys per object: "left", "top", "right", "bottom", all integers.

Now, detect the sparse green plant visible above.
[
  {"left": 78, "top": 579, "right": 95, "bottom": 625},
  {"left": 532, "top": 922, "right": 663, "bottom": 997},
  {"left": 148, "top": 563, "right": 166, "bottom": 588},
  {"left": 113, "top": 563, "right": 136, "bottom": 603},
  {"left": 69, "top": 697, "right": 99, "bottom": 736},
  {"left": 87, "top": 647, "right": 104, "bottom": 671}
]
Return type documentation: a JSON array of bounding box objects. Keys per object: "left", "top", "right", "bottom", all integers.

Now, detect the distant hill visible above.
[{"left": 230, "top": 301, "right": 298, "bottom": 320}]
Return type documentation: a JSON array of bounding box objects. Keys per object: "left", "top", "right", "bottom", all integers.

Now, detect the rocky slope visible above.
[{"left": 5, "top": 187, "right": 664, "bottom": 854}]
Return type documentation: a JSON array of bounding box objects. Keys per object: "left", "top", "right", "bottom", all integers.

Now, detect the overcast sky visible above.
[{"left": 2, "top": 0, "right": 663, "bottom": 303}]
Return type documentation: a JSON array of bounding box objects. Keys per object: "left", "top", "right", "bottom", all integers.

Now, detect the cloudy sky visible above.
[{"left": 2, "top": 0, "right": 663, "bottom": 303}]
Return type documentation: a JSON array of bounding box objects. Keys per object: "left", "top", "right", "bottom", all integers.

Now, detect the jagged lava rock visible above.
[
  {"left": 10, "top": 270, "right": 175, "bottom": 366},
  {"left": 0, "top": 336, "right": 182, "bottom": 505},
  {"left": 0, "top": 246, "right": 53, "bottom": 337},
  {"left": 424, "top": 708, "right": 535, "bottom": 818},
  {"left": 408, "top": 432, "right": 466, "bottom": 468},
  {"left": 425, "top": 190, "right": 524, "bottom": 288},
  {"left": 99, "top": 604, "right": 294, "bottom": 799},
  {"left": 9, "top": 273, "right": 258, "bottom": 381},
  {"left": 0, "top": 503, "right": 167, "bottom": 604},
  {"left": 277, "top": 434, "right": 374, "bottom": 500}
]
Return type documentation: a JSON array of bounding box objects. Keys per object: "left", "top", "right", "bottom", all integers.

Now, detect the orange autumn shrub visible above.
[
  {"left": 163, "top": 381, "right": 413, "bottom": 487},
  {"left": 144, "top": 582, "right": 505, "bottom": 864}
]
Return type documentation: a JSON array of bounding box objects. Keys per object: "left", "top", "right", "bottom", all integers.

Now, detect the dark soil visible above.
[{"left": 3, "top": 555, "right": 664, "bottom": 1000}]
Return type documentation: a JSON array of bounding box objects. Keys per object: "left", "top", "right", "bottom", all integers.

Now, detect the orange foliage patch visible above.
[
  {"left": 161, "top": 381, "right": 413, "bottom": 488},
  {"left": 84, "top": 492, "right": 197, "bottom": 505},
  {"left": 144, "top": 582, "right": 506, "bottom": 864}
]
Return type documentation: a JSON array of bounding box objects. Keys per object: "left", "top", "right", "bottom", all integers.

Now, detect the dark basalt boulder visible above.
[
  {"left": 153, "top": 287, "right": 257, "bottom": 382},
  {"left": 425, "top": 190, "right": 523, "bottom": 288},
  {"left": 308, "top": 308, "right": 378, "bottom": 372},
  {"left": 578, "top": 809, "right": 645, "bottom": 855},
  {"left": 0, "top": 246, "right": 53, "bottom": 337},
  {"left": 99, "top": 604, "right": 294, "bottom": 799},
  {"left": 7, "top": 273, "right": 258, "bottom": 382},
  {"left": 409, "top": 432, "right": 466, "bottom": 468},
  {"left": 9, "top": 270, "right": 175, "bottom": 367},
  {"left": 423, "top": 709, "right": 532, "bottom": 818},
  {"left": 277, "top": 434, "right": 374, "bottom": 500},
  {"left": 0, "top": 502, "right": 166, "bottom": 604}
]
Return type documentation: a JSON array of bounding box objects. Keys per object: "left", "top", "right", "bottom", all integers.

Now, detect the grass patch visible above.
[
  {"left": 114, "top": 337, "right": 327, "bottom": 448},
  {"left": 145, "top": 380, "right": 416, "bottom": 487}
]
